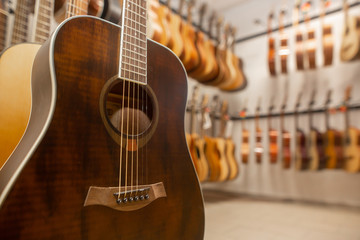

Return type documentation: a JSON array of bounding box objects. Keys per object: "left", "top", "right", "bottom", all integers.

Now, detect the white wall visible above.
[{"left": 187, "top": 5, "right": 360, "bottom": 207}]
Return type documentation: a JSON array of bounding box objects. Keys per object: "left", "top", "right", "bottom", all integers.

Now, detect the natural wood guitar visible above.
[
  {"left": 280, "top": 94, "right": 291, "bottom": 169},
  {"left": 0, "top": 1, "right": 204, "bottom": 238},
  {"left": 268, "top": 97, "right": 278, "bottom": 164},
  {"left": 305, "top": 1, "right": 316, "bottom": 69},
  {"left": 308, "top": 90, "right": 326, "bottom": 171},
  {"left": 321, "top": 0, "right": 333, "bottom": 66},
  {"left": 220, "top": 101, "right": 239, "bottom": 181},
  {"left": 294, "top": 92, "right": 308, "bottom": 170},
  {"left": 324, "top": 90, "right": 343, "bottom": 169},
  {"left": 179, "top": 0, "right": 199, "bottom": 72},
  {"left": 148, "top": 0, "right": 169, "bottom": 45},
  {"left": 343, "top": 87, "right": 360, "bottom": 173},
  {"left": 254, "top": 98, "right": 263, "bottom": 164},
  {"left": 166, "top": 0, "right": 184, "bottom": 57},
  {"left": 279, "top": 9, "right": 289, "bottom": 74},
  {"left": 0, "top": 0, "right": 54, "bottom": 168},
  {"left": 340, "top": 0, "right": 360, "bottom": 62},
  {"left": 196, "top": 11, "right": 219, "bottom": 82},
  {"left": 240, "top": 102, "right": 249, "bottom": 164},
  {"left": 268, "top": 12, "right": 276, "bottom": 76}
]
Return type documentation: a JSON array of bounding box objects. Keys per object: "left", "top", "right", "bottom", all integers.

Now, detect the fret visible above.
[
  {"left": 123, "top": 48, "right": 146, "bottom": 61},
  {"left": 124, "top": 41, "right": 146, "bottom": 54},
  {"left": 122, "top": 56, "right": 146, "bottom": 70},
  {"left": 125, "top": 8, "right": 147, "bottom": 24},
  {"left": 11, "top": 0, "right": 32, "bottom": 44},
  {"left": 123, "top": 30, "right": 146, "bottom": 44},
  {"left": 123, "top": 16, "right": 146, "bottom": 34}
]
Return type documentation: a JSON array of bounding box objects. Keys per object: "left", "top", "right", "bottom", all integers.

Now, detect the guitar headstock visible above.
[
  {"left": 186, "top": 0, "right": 195, "bottom": 23},
  {"left": 268, "top": 11, "right": 274, "bottom": 35},
  {"left": 178, "top": 0, "right": 185, "bottom": 16},
  {"left": 344, "top": 85, "right": 352, "bottom": 104},
  {"left": 208, "top": 11, "right": 217, "bottom": 38},
  {"left": 190, "top": 85, "right": 199, "bottom": 108},
  {"left": 216, "top": 16, "right": 224, "bottom": 43},
  {"left": 295, "top": 91, "right": 302, "bottom": 110}
]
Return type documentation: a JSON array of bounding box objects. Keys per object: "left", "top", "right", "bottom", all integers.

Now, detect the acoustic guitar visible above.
[
  {"left": 186, "top": 86, "right": 206, "bottom": 181},
  {"left": 166, "top": 0, "right": 184, "bottom": 57},
  {"left": 293, "top": 0, "right": 304, "bottom": 70},
  {"left": 240, "top": 100, "right": 249, "bottom": 164},
  {"left": 188, "top": 3, "right": 208, "bottom": 79},
  {"left": 340, "top": 0, "right": 360, "bottom": 61},
  {"left": 321, "top": 0, "right": 333, "bottom": 66},
  {"left": 147, "top": 0, "right": 169, "bottom": 45},
  {"left": 279, "top": 8, "right": 289, "bottom": 74},
  {"left": 268, "top": 97, "right": 278, "bottom": 164},
  {"left": 308, "top": 90, "right": 326, "bottom": 171},
  {"left": 254, "top": 98, "right": 263, "bottom": 164},
  {"left": 0, "top": 0, "right": 205, "bottom": 238},
  {"left": 196, "top": 11, "right": 219, "bottom": 82},
  {"left": 205, "top": 17, "right": 230, "bottom": 87},
  {"left": 268, "top": 12, "right": 276, "bottom": 76},
  {"left": 324, "top": 90, "right": 343, "bottom": 169},
  {"left": 195, "top": 94, "right": 211, "bottom": 182},
  {"left": 343, "top": 87, "right": 360, "bottom": 173},
  {"left": 280, "top": 93, "right": 291, "bottom": 169},
  {"left": 219, "top": 100, "right": 239, "bottom": 181},
  {"left": 204, "top": 96, "right": 229, "bottom": 182},
  {"left": 294, "top": 92, "right": 308, "bottom": 170},
  {"left": 179, "top": 0, "right": 199, "bottom": 72},
  {"left": 304, "top": 0, "right": 316, "bottom": 69},
  {"left": 0, "top": 0, "right": 54, "bottom": 168}
]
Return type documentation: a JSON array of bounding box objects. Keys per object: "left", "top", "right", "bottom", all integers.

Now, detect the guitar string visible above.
[
  {"left": 130, "top": 0, "right": 135, "bottom": 198},
  {"left": 134, "top": 0, "right": 139, "bottom": 194}
]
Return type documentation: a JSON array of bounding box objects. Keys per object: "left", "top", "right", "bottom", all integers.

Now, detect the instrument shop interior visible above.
[{"left": 0, "top": 0, "right": 360, "bottom": 239}]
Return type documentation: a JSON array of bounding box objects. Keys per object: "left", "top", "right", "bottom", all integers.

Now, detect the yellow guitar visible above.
[{"left": 0, "top": 0, "right": 83, "bottom": 168}]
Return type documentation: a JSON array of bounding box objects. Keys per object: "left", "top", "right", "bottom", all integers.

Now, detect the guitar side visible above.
[{"left": 0, "top": 16, "right": 204, "bottom": 239}]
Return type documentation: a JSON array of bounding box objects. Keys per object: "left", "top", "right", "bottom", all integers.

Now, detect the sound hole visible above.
[{"left": 106, "top": 80, "right": 152, "bottom": 137}]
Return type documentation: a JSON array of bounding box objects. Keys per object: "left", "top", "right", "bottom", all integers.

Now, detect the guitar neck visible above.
[
  {"left": 32, "top": 0, "right": 54, "bottom": 43},
  {"left": 66, "top": 0, "right": 89, "bottom": 18},
  {"left": 0, "top": 5, "right": 8, "bottom": 50},
  {"left": 11, "top": 0, "right": 32, "bottom": 44}
]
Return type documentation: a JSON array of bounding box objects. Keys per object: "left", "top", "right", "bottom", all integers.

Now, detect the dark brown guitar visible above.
[
  {"left": 304, "top": 0, "right": 316, "bottom": 69},
  {"left": 293, "top": 0, "right": 304, "bottom": 70},
  {"left": 279, "top": 8, "right": 289, "bottom": 74},
  {"left": 0, "top": 1, "right": 204, "bottom": 239},
  {"left": 294, "top": 92, "right": 308, "bottom": 170}
]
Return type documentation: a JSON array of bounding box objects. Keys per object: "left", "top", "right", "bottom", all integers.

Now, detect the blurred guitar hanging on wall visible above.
[
  {"left": 254, "top": 98, "right": 263, "bottom": 164},
  {"left": 280, "top": 92, "right": 291, "bottom": 169},
  {"left": 279, "top": 8, "right": 288, "bottom": 74},
  {"left": 166, "top": 0, "right": 184, "bottom": 57},
  {"left": 340, "top": 0, "right": 360, "bottom": 61},
  {"left": 293, "top": 0, "right": 304, "bottom": 70},
  {"left": 303, "top": 0, "right": 316, "bottom": 69},
  {"left": 0, "top": 0, "right": 205, "bottom": 238},
  {"left": 268, "top": 96, "right": 278, "bottom": 164},
  {"left": 343, "top": 86, "right": 360, "bottom": 173},
  {"left": 321, "top": 0, "right": 333, "bottom": 66},
  {"left": 240, "top": 99, "right": 249, "bottom": 164},
  {"left": 267, "top": 11, "right": 276, "bottom": 76},
  {"left": 324, "top": 90, "right": 343, "bottom": 169},
  {"left": 294, "top": 92, "right": 308, "bottom": 171}
]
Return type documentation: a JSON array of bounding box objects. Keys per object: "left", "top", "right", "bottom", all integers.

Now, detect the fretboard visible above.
[
  {"left": 119, "top": 0, "right": 147, "bottom": 85},
  {"left": 11, "top": 0, "right": 32, "bottom": 44},
  {"left": 66, "top": 0, "right": 89, "bottom": 18},
  {"left": 0, "top": 8, "right": 7, "bottom": 50},
  {"left": 33, "top": 0, "right": 53, "bottom": 43}
]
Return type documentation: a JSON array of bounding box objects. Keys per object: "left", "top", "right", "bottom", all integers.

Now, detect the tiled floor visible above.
[{"left": 203, "top": 190, "right": 360, "bottom": 240}]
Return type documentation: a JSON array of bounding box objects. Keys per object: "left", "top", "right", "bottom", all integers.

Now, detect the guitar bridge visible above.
[{"left": 84, "top": 182, "right": 166, "bottom": 211}]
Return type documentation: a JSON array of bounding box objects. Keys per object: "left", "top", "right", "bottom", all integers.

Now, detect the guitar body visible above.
[
  {"left": 221, "top": 55, "right": 244, "bottom": 91},
  {"left": 187, "top": 133, "right": 205, "bottom": 182},
  {"left": 213, "top": 138, "right": 229, "bottom": 182},
  {"left": 308, "top": 129, "right": 326, "bottom": 170},
  {"left": 269, "top": 129, "right": 278, "bottom": 164},
  {"left": 295, "top": 129, "right": 308, "bottom": 170},
  {"left": 255, "top": 129, "right": 263, "bottom": 164},
  {"left": 188, "top": 31, "right": 207, "bottom": 79},
  {"left": 325, "top": 129, "right": 344, "bottom": 169},
  {"left": 205, "top": 47, "right": 229, "bottom": 86},
  {"left": 0, "top": 16, "right": 204, "bottom": 239},
  {"left": 268, "top": 37, "right": 276, "bottom": 75},
  {"left": 166, "top": 13, "right": 183, "bottom": 57},
  {"left": 340, "top": 16, "right": 360, "bottom": 62},
  {"left": 295, "top": 31, "right": 304, "bottom": 70},
  {"left": 179, "top": 22, "right": 199, "bottom": 72},
  {"left": 197, "top": 39, "right": 218, "bottom": 82},
  {"left": 322, "top": 24, "right": 333, "bottom": 66},
  {"left": 282, "top": 131, "right": 291, "bottom": 169},
  {"left": 241, "top": 129, "right": 249, "bottom": 164},
  {"left": 218, "top": 49, "right": 237, "bottom": 89},
  {"left": 0, "top": 43, "right": 40, "bottom": 168},
  {"left": 204, "top": 136, "right": 220, "bottom": 181},
  {"left": 148, "top": 0, "right": 168, "bottom": 45},
  {"left": 194, "top": 137, "right": 209, "bottom": 182},
  {"left": 307, "top": 29, "right": 316, "bottom": 69},
  {"left": 224, "top": 138, "right": 239, "bottom": 180},
  {"left": 344, "top": 127, "right": 360, "bottom": 173}
]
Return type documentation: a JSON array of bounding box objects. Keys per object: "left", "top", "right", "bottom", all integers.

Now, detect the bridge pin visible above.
[
  {"left": 129, "top": 197, "right": 134, "bottom": 202},
  {"left": 145, "top": 194, "right": 149, "bottom": 200},
  {"left": 140, "top": 195, "right": 144, "bottom": 200},
  {"left": 134, "top": 196, "right": 139, "bottom": 201},
  {"left": 123, "top": 198, "right": 128, "bottom": 203}
]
